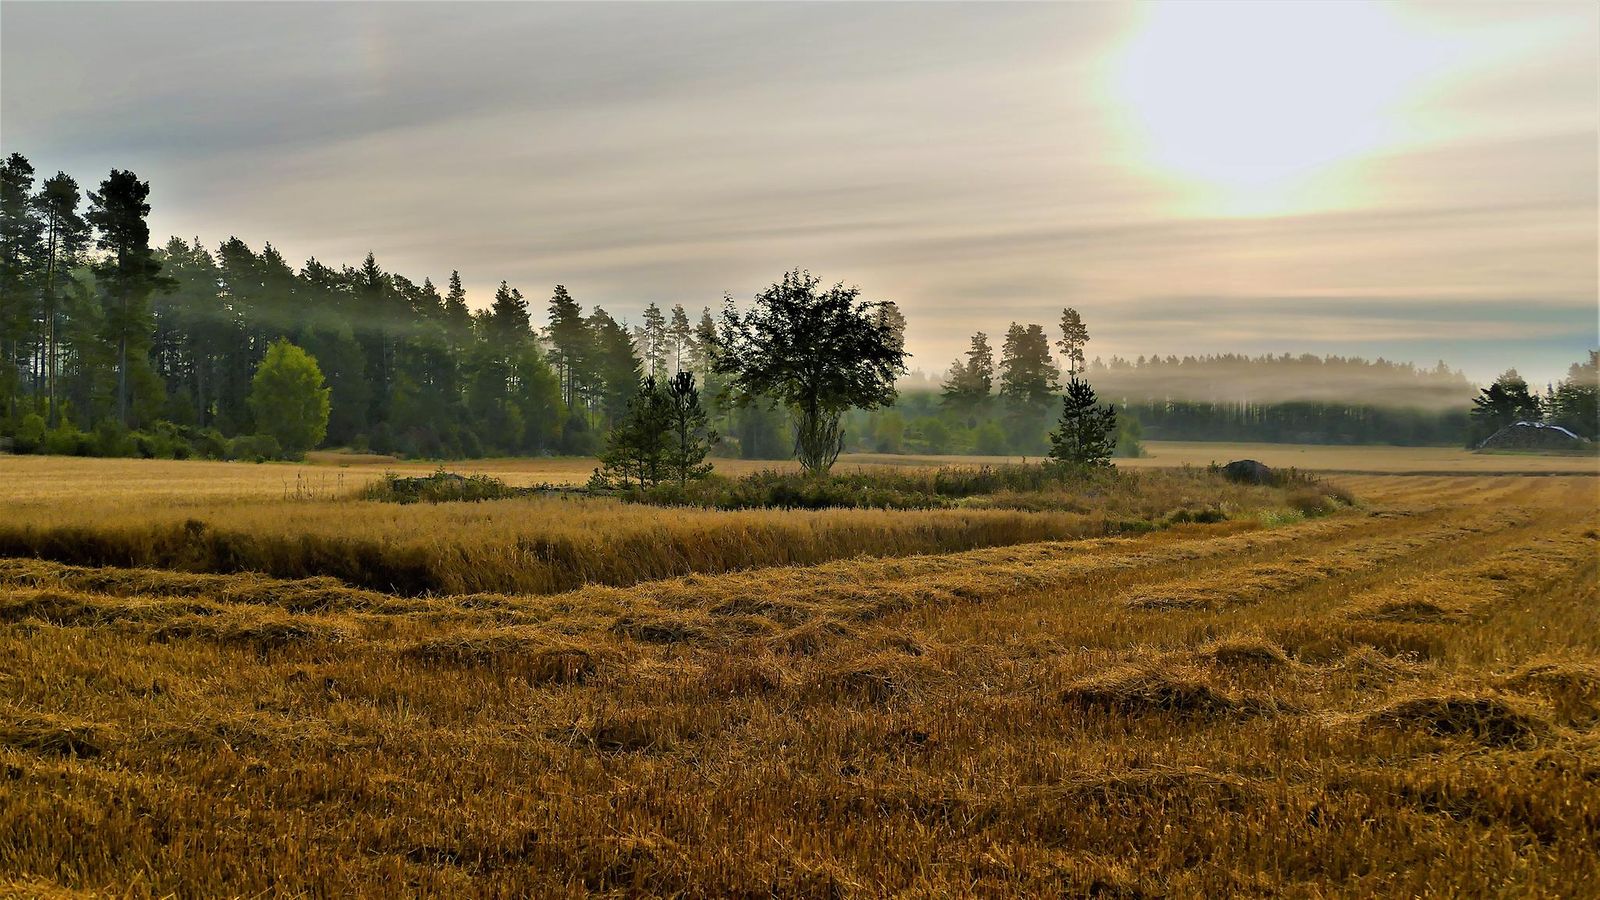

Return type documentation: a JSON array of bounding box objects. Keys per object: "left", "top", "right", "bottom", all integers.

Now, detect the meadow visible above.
[{"left": 0, "top": 449, "right": 1596, "bottom": 896}]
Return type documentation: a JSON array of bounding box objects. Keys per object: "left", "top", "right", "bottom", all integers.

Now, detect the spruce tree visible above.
[
  {"left": 1049, "top": 376, "right": 1117, "bottom": 468},
  {"left": 663, "top": 370, "right": 716, "bottom": 485}
]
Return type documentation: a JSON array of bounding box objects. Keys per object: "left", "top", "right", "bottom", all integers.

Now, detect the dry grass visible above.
[
  {"left": 0, "top": 463, "right": 1596, "bottom": 896},
  {"left": 0, "top": 461, "right": 1325, "bottom": 595}
]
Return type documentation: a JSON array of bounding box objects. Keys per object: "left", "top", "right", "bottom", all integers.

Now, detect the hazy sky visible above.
[{"left": 3, "top": 1, "right": 1595, "bottom": 384}]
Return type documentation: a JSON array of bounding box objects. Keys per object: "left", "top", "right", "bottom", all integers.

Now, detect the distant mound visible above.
[{"left": 1477, "top": 421, "right": 1591, "bottom": 453}]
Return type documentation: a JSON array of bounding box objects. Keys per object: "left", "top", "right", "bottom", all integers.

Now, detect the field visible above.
[{"left": 1, "top": 450, "right": 1597, "bottom": 896}]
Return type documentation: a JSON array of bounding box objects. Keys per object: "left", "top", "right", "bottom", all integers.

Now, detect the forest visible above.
[{"left": 1, "top": 153, "right": 1593, "bottom": 462}]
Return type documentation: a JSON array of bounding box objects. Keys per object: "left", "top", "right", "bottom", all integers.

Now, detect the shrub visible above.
[
  {"left": 191, "top": 428, "right": 230, "bottom": 460},
  {"left": 14, "top": 413, "right": 46, "bottom": 453},
  {"left": 359, "top": 469, "right": 528, "bottom": 504},
  {"left": 42, "top": 421, "right": 91, "bottom": 456},
  {"left": 91, "top": 421, "right": 137, "bottom": 457},
  {"left": 227, "top": 433, "right": 283, "bottom": 463}
]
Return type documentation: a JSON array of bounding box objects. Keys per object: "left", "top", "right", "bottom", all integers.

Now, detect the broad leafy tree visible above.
[
  {"left": 714, "top": 269, "right": 906, "bottom": 474},
  {"left": 247, "top": 338, "right": 330, "bottom": 457}
]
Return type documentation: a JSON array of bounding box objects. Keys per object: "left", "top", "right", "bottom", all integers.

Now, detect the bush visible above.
[
  {"left": 227, "top": 433, "right": 283, "bottom": 463},
  {"left": 14, "top": 414, "right": 46, "bottom": 453},
  {"left": 43, "top": 421, "right": 91, "bottom": 456},
  {"left": 191, "top": 428, "right": 230, "bottom": 460},
  {"left": 617, "top": 463, "right": 1127, "bottom": 511},
  {"left": 974, "top": 422, "right": 1008, "bottom": 456},
  {"left": 359, "top": 469, "right": 528, "bottom": 504},
  {"left": 91, "top": 421, "right": 137, "bottom": 457}
]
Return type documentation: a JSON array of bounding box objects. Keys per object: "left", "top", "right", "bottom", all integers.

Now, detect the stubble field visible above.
[{"left": 0, "top": 449, "right": 1596, "bottom": 896}]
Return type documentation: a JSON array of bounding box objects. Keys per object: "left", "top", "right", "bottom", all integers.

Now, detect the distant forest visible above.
[{"left": 0, "top": 153, "right": 1589, "bottom": 461}]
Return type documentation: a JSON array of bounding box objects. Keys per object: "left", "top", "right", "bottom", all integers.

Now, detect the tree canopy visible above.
[{"left": 713, "top": 269, "right": 906, "bottom": 473}]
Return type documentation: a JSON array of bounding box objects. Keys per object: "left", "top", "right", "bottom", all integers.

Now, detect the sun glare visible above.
[{"left": 1112, "top": 1, "right": 1444, "bottom": 216}]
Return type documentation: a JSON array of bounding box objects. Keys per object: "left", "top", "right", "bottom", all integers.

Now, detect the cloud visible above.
[{"left": 2, "top": 1, "right": 1593, "bottom": 385}]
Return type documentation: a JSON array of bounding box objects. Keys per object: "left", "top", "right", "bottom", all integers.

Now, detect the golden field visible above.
[{"left": 0, "top": 453, "right": 1597, "bottom": 896}]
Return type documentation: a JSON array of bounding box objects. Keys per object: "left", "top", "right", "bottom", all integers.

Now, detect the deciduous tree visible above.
[
  {"left": 714, "top": 270, "right": 906, "bottom": 474},
  {"left": 247, "top": 338, "right": 330, "bottom": 457}
]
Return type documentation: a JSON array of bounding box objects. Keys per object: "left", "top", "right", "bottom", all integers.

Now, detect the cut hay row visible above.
[
  {"left": 2, "top": 474, "right": 1598, "bottom": 896},
  {"left": 1344, "top": 520, "right": 1600, "bottom": 624},
  {"left": 1119, "top": 506, "right": 1545, "bottom": 610}
]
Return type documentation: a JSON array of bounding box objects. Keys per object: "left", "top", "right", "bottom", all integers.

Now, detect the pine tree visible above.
[
  {"left": 999, "top": 322, "right": 1058, "bottom": 446},
  {"left": 641, "top": 302, "right": 668, "bottom": 379},
  {"left": 85, "top": 169, "right": 169, "bottom": 426},
  {"left": 0, "top": 153, "right": 43, "bottom": 420},
  {"left": 546, "top": 284, "right": 588, "bottom": 410},
  {"left": 1548, "top": 352, "right": 1598, "bottom": 440},
  {"left": 34, "top": 172, "right": 89, "bottom": 426},
  {"left": 1057, "top": 307, "right": 1089, "bottom": 376},
  {"left": 1049, "top": 376, "right": 1117, "bottom": 468},
  {"left": 1469, "top": 369, "right": 1543, "bottom": 445},
  {"left": 940, "top": 331, "right": 993, "bottom": 411},
  {"left": 668, "top": 303, "right": 692, "bottom": 373}
]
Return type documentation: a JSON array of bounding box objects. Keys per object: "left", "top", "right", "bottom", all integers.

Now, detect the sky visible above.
[{"left": 2, "top": 1, "right": 1596, "bottom": 385}]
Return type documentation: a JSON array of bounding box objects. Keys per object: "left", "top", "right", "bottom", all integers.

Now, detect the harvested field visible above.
[{"left": 0, "top": 460, "right": 1596, "bottom": 896}]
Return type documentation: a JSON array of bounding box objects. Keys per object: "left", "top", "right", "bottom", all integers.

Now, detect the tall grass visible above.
[{"left": 0, "top": 465, "right": 1332, "bottom": 595}]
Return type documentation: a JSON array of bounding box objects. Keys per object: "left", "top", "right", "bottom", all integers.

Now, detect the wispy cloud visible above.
[{"left": 2, "top": 1, "right": 1593, "bottom": 384}]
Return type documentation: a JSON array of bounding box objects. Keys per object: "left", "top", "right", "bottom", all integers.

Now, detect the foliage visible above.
[
  {"left": 597, "top": 372, "right": 719, "bottom": 488},
  {"left": 1049, "top": 376, "right": 1118, "bottom": 468},
  {"left": 714, "top": 269, "right": 906, "bottom": 474},
  {"left": 358, "top": 468, "right": 526, "bottom": 503},
  {"left": 1547, "top": 351, "right": 1598, "bottom": 440},
  {"left": 1057, "top": 306, "right": 1089, "bottom": 376},
  {"left": 247, "top": 339, "right": 331, "bottom": 458},
  {"left": 1470, "top": 369, "right": 1544, "bottom": 446}
]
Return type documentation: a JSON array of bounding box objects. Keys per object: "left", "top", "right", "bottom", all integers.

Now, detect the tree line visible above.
[
  {"left": 1468, "top": 358, "right": 1597, "bottom": 445},
  {"left": 0, "top": 152, "right": 817, "bottom": 461}
]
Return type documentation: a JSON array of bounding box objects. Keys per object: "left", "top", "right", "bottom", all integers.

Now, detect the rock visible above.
[{"left": 1222, "top": 459, "right": 1274, "bottom": 485}]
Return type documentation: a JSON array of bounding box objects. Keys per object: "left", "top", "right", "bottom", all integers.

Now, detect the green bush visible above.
[
  {"left": 191, "top": 428, "right": 230, "bottom": 460},
  {"left": 359, "top": 469, "right": 528, "bottom": 504},
  {"left": 42, "top": 422, "right": 88, "bottom": 455},
  {"left": 14, "top": 414, "right": 46, "bottom": 453},
  {"left": 91, "top": 421, "right": 137, "bottom": 457},
  {"left": 227, "top": 433, "right": 283, "bottom": 463}
]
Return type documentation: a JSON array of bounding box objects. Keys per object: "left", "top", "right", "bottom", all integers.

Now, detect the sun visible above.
[{"left": 1110, "top": 1, "right": 1443, "bottom": 216}]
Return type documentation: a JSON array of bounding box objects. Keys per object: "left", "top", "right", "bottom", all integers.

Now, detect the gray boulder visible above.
[{"left": 1222, "top": 459, "right": 1274, "bottom": 485}]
